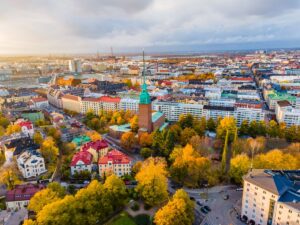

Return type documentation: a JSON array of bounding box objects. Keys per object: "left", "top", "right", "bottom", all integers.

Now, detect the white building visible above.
[
  {"left": 17, "top": 150, "right": 47, "bottom": 179},
  {"left": 276, "top": 100, "right": 300, "bottom": 126},
  {"left": 70, "top": 151, "right": 93, "bottom": 175},
  {"left": 120, "top": 98, "right": 139, "bottom": 112},
  {"left": 241, "top": 170, "right": 300, "bottom": 225},
  {"left": 14, "top": 119, "right": 34, "bottom": 137},
  {"left": 29, "top": 97, "right": 49, "bottom": 109},
  {"left": 69, "top": 59, "right": 82, "bottom": 73}
]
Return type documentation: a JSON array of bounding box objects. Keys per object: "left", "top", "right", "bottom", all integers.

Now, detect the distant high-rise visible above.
[{"left": 69, "top": 59, "right": 82, "bottom": 74}]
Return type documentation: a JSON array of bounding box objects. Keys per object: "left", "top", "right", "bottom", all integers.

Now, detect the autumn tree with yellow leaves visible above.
[
  {"left": 170, "top": 144, "right": 211, "bottom": 187},
  {"left": 135, "top": 157, "right": 168, "bottom": 206},
  {"left": 154, "top": 189, "right": 194, "bottom": 225}
]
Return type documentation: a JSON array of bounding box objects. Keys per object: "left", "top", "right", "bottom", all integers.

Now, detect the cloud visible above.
[{"left": 0, "top": 0, "right": 299, "bottom": 54}]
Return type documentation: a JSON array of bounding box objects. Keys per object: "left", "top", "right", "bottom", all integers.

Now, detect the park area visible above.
[{"left": 106, "top": 212, "right": 151, "bottom": 225}]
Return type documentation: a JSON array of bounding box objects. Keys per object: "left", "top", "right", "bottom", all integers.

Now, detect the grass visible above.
[
  {"left": 107, "top": 212, "right": 136, "bottom": 225},
  {"left": 134, "top": 214, "right": 151, "bottom": 225}
]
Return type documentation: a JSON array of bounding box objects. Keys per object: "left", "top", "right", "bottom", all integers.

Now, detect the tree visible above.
[
  {"left": 170, "top": 145, "right": 210, "bottom": 187},
  {"left": 267, "top": 120, "right": 279, "bottom": 138},
  {"left": 285, "top": 125, "right": 299, "bottom": 142},
  {"left": 5, "top": 124, "right": 21, "bottom": 135},
  {"left": 0, "top": 167, "right": 21, "bottom": 190},
  {"left": 163, "top": 130, "right": 176, "bottom": 157},
  {"left": 152, "top": 129, "right": 164, "bottom": 153},
  {"left": 130, "top": 115, "right": 139, "bottom": 132},
  {"left": 239, "top": 120, "right": 249, "bottom": 136},
  {"left": 154, "top": 189, "right": 194, "bottom": 225},
  {"left": 178, "top": 114, "right": 194, "bottom": 129},
  {"left": 0, "top": 114, "right": 9, "bottom": 128},
  {"left": 193, "top": 117, "right": 206, "bottom": 136},
  {"left": 33, "top": 131, "right": 43, "bottom": 145},
  {"left": 135, "top": 157, "right": 168, "bottom": 206},
  {"left": 248, "top": 121, "right": 259, "bottom": 137},
  {"left": 86, "top": 130, "right": 101, "bottom": 142},
  {"left": 180, "top": 128, "right": 197, "bottom": 146},
  {"left": 140, "top": 148, "right": 153, "bottom": 159},
  {"left": 131, "top": 161, "right": 143, "bottom": 176},
  {"left": 216, "top": 117, "right": 237, "bottom": 142},
  {"left": 28, "top": 188, "right": 61, "bottom": 213},
  {"left": 246, "top": 137, "right": 265, "bottom": 169},
  {"left": 206, "top": 118, "right": 216, "bottom": 132},
  {"left": 139, "top": 132, "right": 153, "bottom": 147},
  {"left": 254, "top": 150, "right": 298, "bottom": 170},
  {"left": 104, "top": 174, "right": 127, "bottom": 210},
  {"left": 40, "top": 137, "right": 59, "bottom": 163},
  {"left": 189, "top": 135, "right": 211, "bottom": 156},
  {"left": 229, "top": 154, "right": 250, "bottom": 184},
  {"left": 221, "top": 129, "right": 229, "bottom": 174},
  {"left": 120, "top": 132, "right": 136, "bottom": 151}
]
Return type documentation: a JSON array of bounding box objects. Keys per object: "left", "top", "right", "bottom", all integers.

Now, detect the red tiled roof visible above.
[
  {"left": 81, "top": 140, "right": 109, "bottom": 152},
  {"left": 70, "top": 151, "right": 93, "bottom": 166},
  {"left": 62, "top": 94, "right": 80, "bottom": 101},
  {"left": 230, "top": 77, "right": 253, "bottom": 81},
  {"left": 6, "top": 184, "right": 45, "bottom": 202},
  {"left": 16, "top": 121, "right": 33, "bottom": 129},
  {"left": 98, "top": 149, "right": 131, "bottom": 165},
  {"left": 31, "top": 97, "right": 48, "bottom": 103},
  {"left": 99, "top": 96, "right": 121, "bottom": 103}
]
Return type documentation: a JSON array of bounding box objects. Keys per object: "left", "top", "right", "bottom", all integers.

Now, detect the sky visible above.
[{"left": 0, "top": 0, "right": 300, "bottom": 55}]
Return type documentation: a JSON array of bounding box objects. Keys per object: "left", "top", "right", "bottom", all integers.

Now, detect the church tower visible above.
[{"left": 138, "top": 51, "right": 152, "bottom": 134}]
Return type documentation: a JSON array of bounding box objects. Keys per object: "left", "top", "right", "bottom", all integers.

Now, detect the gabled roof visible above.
[
  {"left": 31, "top": 97, "right": 48, "bottom": 103},
  {"left": 70, "top": 151, "right": 93, "bottom": 166},
  {"left": 6, "top": 184, "right": 45, "bottom": 202},
  {"left": 98, "top": 149, "right": 131, "bottom": 165},
  {"left": 81, "top": 140, "right": 109, "bottom": 152}
]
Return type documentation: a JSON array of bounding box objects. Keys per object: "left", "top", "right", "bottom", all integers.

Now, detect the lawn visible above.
[{"left": 107, "top": 212, "right": 136, "bottom": 225}]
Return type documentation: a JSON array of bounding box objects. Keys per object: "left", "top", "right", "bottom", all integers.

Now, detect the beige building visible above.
[
  {"left": 242, "top": 170, "right": 300, "bottom": 225},
  {"left": 62, "top": 94, "right": 81, "bottom": 113}
]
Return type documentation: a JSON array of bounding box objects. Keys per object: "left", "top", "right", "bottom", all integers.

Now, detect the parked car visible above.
[
  {"left": 223, "top": 194, "right": 229, "bottom": 200},
  {"left": 236, "top": 188, "right": 243, "bottom": 191},
  {"left": 200, "top": 207, "right": 208, "bottom": 214},
  {"left": 196, "top": 201, "right": 203, "bottom": 206},
  {"left": 203, "top": 205, "right": 211, "bottom": 212}
]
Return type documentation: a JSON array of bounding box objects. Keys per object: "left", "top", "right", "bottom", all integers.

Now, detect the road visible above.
[{"left": 0, "top": 208, "right": 27, "bottom": 225}]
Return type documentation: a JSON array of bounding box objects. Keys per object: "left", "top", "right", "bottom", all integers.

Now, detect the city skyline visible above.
[{"left": 1, "top": 0, "right": 300, "bottom": 54}]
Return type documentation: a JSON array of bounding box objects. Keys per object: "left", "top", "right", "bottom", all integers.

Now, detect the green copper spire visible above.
[{"left": 139, "top": 51, "right": 151, "bottom": 104}]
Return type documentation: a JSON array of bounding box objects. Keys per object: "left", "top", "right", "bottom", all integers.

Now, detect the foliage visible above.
[
  {"left": 33, "top": 131, "right": 43, "bottom": 145},
  {"left": 134, "top": 214, "right": 150, "bottom": 225},
  {"left": 86, "top": 130, "right": 102, "bottom": 142},
  {"left": 40, "top": 137, "right": 59, "bottom": 163},
  {"left": 130, "top": 115, "right": 139, "bottom": 133},
  {"left": 5, "top": 124, "right": 21, "bottom": 135},
  {"left": 216, "top": 117, "right": 237, "bottom": 142},
  {"left": 229, "top": 154, "right": 250, "bottom": 184},
  {"left": 0, "top": 166, "right": 21, "bottom": 190},
  {"left": 154, "top": 189, "right": 194, "bottom": 225},
  {"left": 121, "top": 132, "right": 137, "bottom": 151},
  {"left": 104, "top": 174, "right": 128, "bottom": 210},
  {"left": 170, "top": 145, "right": 211, "bottom": 187},
  {"left": 139, "top": 133, "right": 153, "bottom": 148},
  {"left": 108, "top": 212, "right": 136, "bottom": 225},
  {"left": 180, "top": 128, "right": 197, "bottom": 146},
  {"left": 140, "top": 148, "right": 154, "bottom": 159},
  {"left": 135, "top": 157, "right": 168, "bottom": 206}
]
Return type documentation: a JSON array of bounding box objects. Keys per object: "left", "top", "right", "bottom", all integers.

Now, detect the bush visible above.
[
  {"left": 131, "top": 202, "right": 140, "bottom": 211},
  {"left": 134, "top": 214, "right": 151, "bottom": 225},
  {"left": 144, "top": 204, "right": 152, "bottom": 210}
]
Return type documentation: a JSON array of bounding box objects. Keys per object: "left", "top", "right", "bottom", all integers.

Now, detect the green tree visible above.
[
  {"left": 216, "top": 117, "right": 237, "bottom": 142},
  {"left": 239, "top": 120, "right": 249, "bottom": 136},
  {"left": 178, "top": 114, "right": 194, "bottom": 129},
  {"left": 140, "top": 148, "right": 154, "bottom": 159},
  {"left": 180, "top": 128, "right": 197, "bottom": 146},
  {"left": 206, "top": 118, "right": 216, "bottom": 132}
]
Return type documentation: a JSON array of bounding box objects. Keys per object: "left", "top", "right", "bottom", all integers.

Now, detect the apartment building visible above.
[
  {"left": 120, "top": 98, "right": 139, "bottom": 112},
  {"left": 80, "top": 96, "right": 120, "bottom": 114},
  {"left": 98, "top": 149, "right": 132, "bottom": 177},
  {"left": 17, "top": 150, "right": 47, "bottom": 179},
  {"left": 241, "top": 170, "right": 300, "bottom": 225},
  {"left": 276, "top": 100, "right": 300, "bottom": 126},
  {"left": 81, "top": 140, "right": 109, "bottom": 163},
  {"left": 61, "top": 94, "right": 81, "bottom": 113}
]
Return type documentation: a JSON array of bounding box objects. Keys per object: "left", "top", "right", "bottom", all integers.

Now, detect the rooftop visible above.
[
  {"left": 98, "top": 149, "right": 131, "bottom": 165},
  {"left": 244, "top": 169, "right": 300, "bottom": 210}
]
